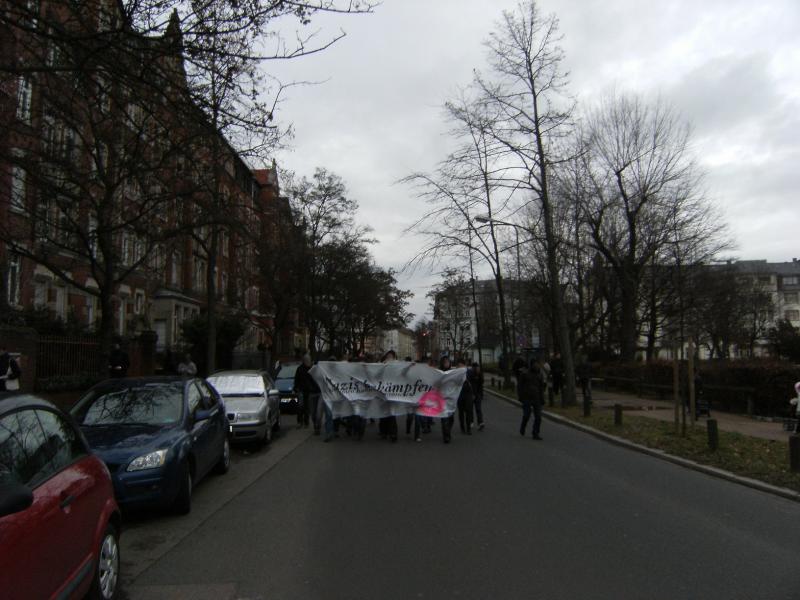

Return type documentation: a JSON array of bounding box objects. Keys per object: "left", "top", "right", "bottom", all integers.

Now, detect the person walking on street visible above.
[
  {"left": 294, "top": 354, "right": 319, "bottom": 430},
  {"left": 470, "top": 363, "right": 485, "bottom": 430},
  {"left": 0, "top": 346, "right": 22, "bottom": 392},
  {"left": 456, "top": 358, "right": 474, "bottom": 435},
  {"left": 515, "top": 355, "right": 545, "bottom": 440},
  {"left": 177, "top": 353, "right": 197, "bottom": 377},
  {"left": 108, "top": 343, "right": 130, "bottom": 378}
]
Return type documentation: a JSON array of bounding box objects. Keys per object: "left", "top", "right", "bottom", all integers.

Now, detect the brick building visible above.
[{"left": 0, "top": 0, "right": 302, "bottom": 361}]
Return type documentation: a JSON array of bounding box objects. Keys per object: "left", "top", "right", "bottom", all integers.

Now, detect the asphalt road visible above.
[{"left": 122, "top": 394, "right": 800, "bottom": 600}]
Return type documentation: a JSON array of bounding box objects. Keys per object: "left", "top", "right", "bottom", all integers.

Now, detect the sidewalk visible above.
[{"left": 576, "top": 388, "right": 792, "bottom": 442}]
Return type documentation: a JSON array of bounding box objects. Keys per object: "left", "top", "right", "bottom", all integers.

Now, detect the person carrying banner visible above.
[
  {"left": 379, "top": 350, "right": 399, "bottom": 442},
  {"left": 439, "top": 355, "right": 455, "bottom": 443}
]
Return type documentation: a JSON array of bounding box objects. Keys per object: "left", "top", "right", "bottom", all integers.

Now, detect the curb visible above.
[{"left": 487, "top": 389, "right": 800, "bottom": 504}]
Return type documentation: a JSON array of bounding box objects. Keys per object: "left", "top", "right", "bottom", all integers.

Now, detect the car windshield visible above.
[
  {"left": 208, "top": 375, "right": 264, "bottom": 396},
  {"left": 73, "top": 383, "right": 183, "bottom": 426},
  {"left": 276, "top": 365, "right": 298, "bottom": 379}
]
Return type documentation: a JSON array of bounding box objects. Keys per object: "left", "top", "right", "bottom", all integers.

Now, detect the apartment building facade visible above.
[{"left": 1, "top": 0, "right": 297, "bottom": 358}]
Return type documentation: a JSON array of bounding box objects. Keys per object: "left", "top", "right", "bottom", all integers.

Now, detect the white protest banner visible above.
[{"left": 310, "top": 361, "right": 466, "bottom": 419}]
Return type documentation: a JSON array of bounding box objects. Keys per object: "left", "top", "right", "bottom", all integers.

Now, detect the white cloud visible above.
[{"left": 266, "top": 0, "right": 800, "bottom": 322}]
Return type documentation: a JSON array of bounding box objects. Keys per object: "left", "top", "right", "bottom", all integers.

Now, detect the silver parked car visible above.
[{"left": 207, "top": 370, "right": 281, "bottom": 445}]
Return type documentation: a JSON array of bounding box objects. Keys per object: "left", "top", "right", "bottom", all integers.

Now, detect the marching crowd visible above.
[
  {"left": 291, "top": 351, "right": 486, "bottom": 444},
  {"left": 289, "top": 348, "right": 570, "bottom": 444}
]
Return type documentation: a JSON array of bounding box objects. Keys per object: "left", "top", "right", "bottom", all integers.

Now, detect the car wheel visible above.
[
  {"left": 215, "top": 438, "right": 231, "bottom": 474},
  {"left": 88, "top": 523, "right": 120, "bottom": 600},
  {"left": 173, "top": 463, "right": 192, "bottom": 515}
]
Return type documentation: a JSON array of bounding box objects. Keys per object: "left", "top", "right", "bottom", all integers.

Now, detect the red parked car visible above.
[{"left": 0, "top": 393, "right": 122, "bottom": 599}]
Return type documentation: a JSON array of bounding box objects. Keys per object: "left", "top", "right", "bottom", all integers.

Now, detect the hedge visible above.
[{"left": 596, "top": 360, "right": 800, "bottom": 418}]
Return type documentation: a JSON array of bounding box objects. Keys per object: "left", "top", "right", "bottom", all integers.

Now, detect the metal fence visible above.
[{"left": 37, "top": 335, "right": 102, "bottom": 380}]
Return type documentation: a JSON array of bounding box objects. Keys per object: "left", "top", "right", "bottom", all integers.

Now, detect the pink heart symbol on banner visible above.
[{"left": 417, "top": 389, "right": 445, "bottom": 416}]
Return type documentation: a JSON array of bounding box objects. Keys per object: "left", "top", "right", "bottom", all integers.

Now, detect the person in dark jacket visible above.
[
  {"left": 515, "top": 355, "right": 545, "bottom": 440},
  {"left": 439, "top": 355, "right": 456, "bottom": 443},
  {"left": 0, "top": 346, "right": 22, "bottom": 391},
  {"left": 470, "top": 363, "right": 485, "bottom": 430},
  {"left": 108, "top": 343, "right": 129, "bottom": 378},
  {"left": 294, "top": 354, "right": 319, "bottom": 430},
  {"left": 456, "top": 358, "right": 474, "bottom": 435}
]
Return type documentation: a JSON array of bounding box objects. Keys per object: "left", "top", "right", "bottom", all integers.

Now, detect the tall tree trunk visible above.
[
  {"left": 99, "top": 289, "right": 116, "bottom": 373},
  {"left": 619, "top": 274, "right": 638, "bottom": 361},
  {"left": 205, "top": 224, "right": 218, "bottom": 375}
]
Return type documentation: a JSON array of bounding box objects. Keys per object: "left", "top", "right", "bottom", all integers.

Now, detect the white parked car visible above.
[{"left": 207, "top": 370, "right": 281, "bottom": 445}]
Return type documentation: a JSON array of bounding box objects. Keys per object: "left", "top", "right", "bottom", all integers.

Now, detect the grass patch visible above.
[{"left": 546, "top": 405, "right": 800, "bottom": 493}]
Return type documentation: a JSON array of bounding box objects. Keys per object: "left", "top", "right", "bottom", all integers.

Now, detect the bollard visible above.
[
  {"left": 790, "top": 435, "right": 800, "bottom": 473},
  {"left": 707, "top": 419, "right": 719, "bottom": 451},
  {"left": 491, "top": 377, "right": 495, "bottom": 388},
  {"left": 583, "top": 394, "right": 591, "bottom": 417},
  {"left": 614, "top": 404, "right": 623, "bottom": 426}
]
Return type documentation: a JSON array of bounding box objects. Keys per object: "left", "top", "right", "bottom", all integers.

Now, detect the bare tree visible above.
[
  {"left": 404, "top": 92, "right": 520, "bottom": 383},
  {"left": 582, "top": 91, "right": 728, "bottom": 361},
  {"left": 475, "top": 1, "right": 578, "bottom": 403}
]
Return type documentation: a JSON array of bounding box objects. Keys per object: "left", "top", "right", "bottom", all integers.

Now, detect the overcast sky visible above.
[{"left": 267, "top": 0, "right": 800, "bottom": 323}]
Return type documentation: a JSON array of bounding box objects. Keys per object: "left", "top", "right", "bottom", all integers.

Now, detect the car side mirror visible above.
[
  {"left": 194, "top": 408, "right": 213, "bottom": 423},
  {"left": 0, "top": 476, "right": 34, "bottom": 518}
]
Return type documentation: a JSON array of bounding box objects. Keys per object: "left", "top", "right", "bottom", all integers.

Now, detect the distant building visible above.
[{"left": 364, "top": 327, "right": 416, "bottom": 360}]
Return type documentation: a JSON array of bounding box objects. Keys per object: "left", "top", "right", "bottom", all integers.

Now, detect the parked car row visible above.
[{"left": 0, "top": 368, "right": 286, "bottom": 599}]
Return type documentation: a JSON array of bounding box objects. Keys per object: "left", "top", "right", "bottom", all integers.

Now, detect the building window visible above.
[
  {"left": 783, "top": 276, "right": 799, "bottom": 286},
  {"left": 16, "top": 77, "right": 33, "bottom": 123},
  {"left": 171, "top": 249, "right": 183, "bottom": 287},
  {"left": 133, "top": 236, "right": 145, "bottom": 266},
  {"left": 193, "top": 257, "right": 206, "bottom": 291},
  {"left": 6, "top": 254, "right": 22, "bottom": 307},
  {"left": 121, "top": 233, "right": 132, "bottom": 265},
  {"left": 785, "top": 310, "right": 800, "bottom": 322},
  {"left": 784, "top": 292, "right": 799, "bottom": 304},
  {"left": 86, "top": 296, "right": 97, "bottom": 328},
  {"left": 88, "top": 216, "right": 98, "bottom": 258},
  {"left": 134, "top": 291, "right": 145, "bottom": 315},
  {"left": 10, "top": 152, "right": 27, "bottom": 212}
]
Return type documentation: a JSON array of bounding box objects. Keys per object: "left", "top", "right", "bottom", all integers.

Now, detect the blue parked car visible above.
[{"left": 70, "top": 377, "right": 230, "bottom": 515}]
